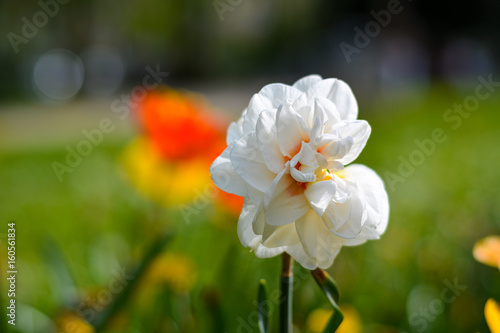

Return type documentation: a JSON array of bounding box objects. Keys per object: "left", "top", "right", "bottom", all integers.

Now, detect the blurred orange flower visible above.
[
  {"left": 473, "top": 235, "right": 500, "bottom": 269},
  {"left": 122, "top": 88, "right": 243, "bottom": 213},
  {"left": 137, "top": 89, "right": 227, "bottom": 162}
]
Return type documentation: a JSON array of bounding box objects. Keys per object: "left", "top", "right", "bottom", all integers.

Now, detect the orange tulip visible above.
[
  {"left": 137, "top": 89, "right": 226, "bottom": 162},
  {"left": 123, "top": 88, "right": 243, "bottom": 214}
]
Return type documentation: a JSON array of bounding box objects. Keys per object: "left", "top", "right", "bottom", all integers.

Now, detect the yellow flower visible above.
[
  {"left": 486, "top": 298, "right": 500, "bottom": 333},
  {"left": 122, "top": 138, "right": 212, "bottom": 206},
  {"left": 55, "top": 312, "right": 94, "bottom": 333},
  {"left": 306, "top": 305, "right": 362, "bottom": 333},
  {"left": 473, "top": 236, "right": 500, "bottom": 269},
  {"left": 146, "top": 252, "right": 197, "bottom": 293}
]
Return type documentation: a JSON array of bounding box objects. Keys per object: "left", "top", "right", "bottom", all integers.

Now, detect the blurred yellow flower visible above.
[
  {"left": 146, "top": 252, "right": 197, "bottom": 293},
  {"left": 122, "top": 138, "right": 212, "bottom": 206},
  {"left": 306, "top": 305, "right": 362, "bottom": 333},
  {"left": 55, "top": 312, "right": 94, "bottom": 333},
  {"left": 473, "top": 235, "right": 500, "bottom": 269},
  {"left": 485, "top": 298, "right": 500, "bottom": 333}
]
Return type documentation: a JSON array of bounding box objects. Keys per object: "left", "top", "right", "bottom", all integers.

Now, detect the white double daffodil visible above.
[{"left": 210, "top": 75, "right": 389, "bottom": 269}]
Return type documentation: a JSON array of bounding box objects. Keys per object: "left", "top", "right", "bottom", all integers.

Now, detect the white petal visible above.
[
  {"left": 331, "top": 174, "right": 349, "bottom": 203},
  {"left": 290, "top": 168, "right": 316, "bottom": 183},
  {"left": 290, "top": 142, "right": 318, "bottom": 183},
  {"left": 332, "top": 120, "right": 371, "bottom": 165},
  {"left": 262, "top": 223, "right": 300, "bottom": 248},
  {"left": 304, "top": 180, "right": 337, "bottom": 217},
  {"left": 295, "top": 209, "right": 345, "bottom": 264},
  {"left": 341, "top": 164, "right": 389, "bottom": 246},
  {"left": 243, "top": 84, "right": 302, "bottom": 133},
  {"left": 285, "top": 243, "right": 318, "bottom": 270},
  {"left": 227, "top": 115, "right": 245, "bottom": 145},
  {"left": 292, "top": 74, "right": 323, "bottom": 92},
  {"left": 309, "top": 99, "right": 327, "bottom": 148},
  {"left": 305, "top": 79, "right": 358, "bottom": 121},
  {"left": 264, "top": 169, "right": 309, "bottom": 226},
  {"left": 210, "top": 147, "right": 249, "bottom": 197},
  {"left": 322, "top": 187, "right": 366, "bottom": 239},
  {"left": 318, "top": 133, "right": 354, "bottom": 160},
  {"left": 314, "top": 97, "right": 342, "bottom": 136},
  {"left": 254, "top": 244, "right": 286, "bottom": 258},
  {"left": 256, "top": 110, "right": 285, "bottom": 173},
  {"left": 237, "top": 199, "right": 263, "bottom": 248},
  {"left": 230, "top": 133, "right": 276, "bottom": 192},
  {"left": 276, "top": 101, "right": 309, "bottom": 157}
]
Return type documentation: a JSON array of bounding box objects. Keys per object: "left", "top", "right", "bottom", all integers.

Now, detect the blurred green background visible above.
[{"left": 1, "top": 0, "right": 500, "bottom": 332}]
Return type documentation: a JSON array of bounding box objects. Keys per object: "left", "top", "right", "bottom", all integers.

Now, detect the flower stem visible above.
[{"left": 280, "top": 253, "right": 293, "bottom": 333}]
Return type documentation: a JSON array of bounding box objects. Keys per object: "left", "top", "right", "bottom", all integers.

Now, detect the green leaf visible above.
[
  {"left": 322, "top": 309, "right": 344, "bottom": 333},
  {"left": 257, "top": 279, "right": 269, "bottom": 333},
  {"left": 311, "top": 268, "right": 344, "bottom": 333},
  {"left": 92, "top": 232, "right": 172, "bottom": 331}
]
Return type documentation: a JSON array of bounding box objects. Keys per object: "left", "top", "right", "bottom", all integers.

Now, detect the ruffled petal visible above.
[
  {"left": 322, "top": 185, "right": 366, "bottom": 239},
  {"left": 331, "top": 120, "right": 371, "bottom": 165},
  {"left": 210, "top": 147, "right": 250, "bottom": 197},
  {"left": 290, "top": 142, "right": 318, "bottom": 183},
  {"left": 276, "top": 101, "right": 309, "bottom": 157},
  {"left": 256, "top": 110, "right": 285, "bottom": 173},
  {"left": 262, "top": 222, "right": 300, "bottom": 248},
  {"left": 230, "top": 132, "right": 277, "bottom": 192},
  {"left": 227, "top": 114, "right": 245, "bottom": 145},
  {"left": 237, "top": 199, "right": 263, "bottom": 248},
  {"left": 305, "top": 79, "right": 358, "bottom": 121},
  {"left": 341, "top": 164, "right": 389, "bottom": 246},
  {"left": 295, "top": 209, "right": 345, "bottom": 267},
  {"left": 243, "top": 83, "right": 302, "bottom": 133},
  {"left": 292, "top": 74, "right": 323, "bottom": 92},
  {"left": 304, "top": 180, "right": 337, "bottom": 217},
  {"left": 264, "top": 168, "right": 309, "bottom": 226}
]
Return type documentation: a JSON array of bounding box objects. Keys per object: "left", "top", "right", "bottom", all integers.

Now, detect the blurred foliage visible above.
[{"left": 0, "top": 83, "right": 500, "bottom": 332}]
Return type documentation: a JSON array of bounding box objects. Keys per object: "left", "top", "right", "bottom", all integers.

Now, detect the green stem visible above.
[{"left": 280, "top": 253, "right": 293, "bottom": 333}]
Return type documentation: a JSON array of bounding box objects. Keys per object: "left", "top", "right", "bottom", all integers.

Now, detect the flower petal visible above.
[
  {"left": 276, "top": 101, "right": 309, "bottom": 157},
  {"left": 290, "top": 142, "right": 318, "bottom": 183},
  {"left": 230, "top": 132, "right": 277, "bottom": 192},
  {"left": 256, "top": 110, "right": 285, "bottom": 173},
  {"left": 243, "top": 84, "right": 302, "bottom": 133},
  {"left": 227, "top": 114, "right": 245, "bottom": 145},
  {"left": 262, "top": 223, "right": 300, "bottom": 248},
  {"left": 322, "top": 186, "right": 366, "bottom": 239},
  {"left": 210, "top": 147, "right": 249, "bottom": 197},
  {"left": 304, "top": 180, "right": 337, "bottom": 217},
  {"left": 293, "top": 74, "right": 323, "bottom": 92},
  {"left": 295, "top": 209, "right": 345, "bottom": 267},
  {"left": 237, "top": 199, "right": 263, "bottom": 248},
  {"left": 318, "top": 134, "right": 354, "bottom": 161},
  {"left": 305, "top": 79, "right": 358, "bottom": 121},
  {"left": 313, "top": 97, "right": 342, "bottom": 136},
  {"left": 285, "top": 243, "right": 318, "bottom": 270},
  {"left": 264, "top": 168, "right": 309, "bottom": 226},
  {"left": 341, "top": 164, "right": 389, "bottom": 246},
  {"left": 332, "top": 120, "right": 371, "bottom": 165}
]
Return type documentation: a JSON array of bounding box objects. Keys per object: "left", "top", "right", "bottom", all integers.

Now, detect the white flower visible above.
[{"left": 210, "top": 75, "right": 389, "bottom": 269}]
